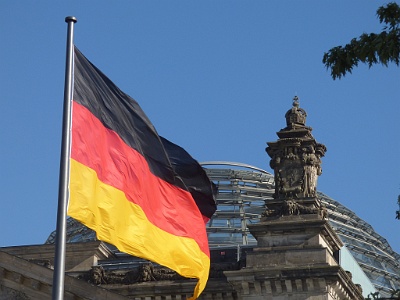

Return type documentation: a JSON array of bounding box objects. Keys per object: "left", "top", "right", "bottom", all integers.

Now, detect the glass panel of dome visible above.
[
  {"left": 368, "top": 257, "right": 384, "bottom": 269},
  {"left": 374, "top": 276, "right": 393, "bottom": 288},
  {"left": 351, "top": 252, "right": 384, "bottom": 270},
  {"left": 345, "top": 238, "right": 372, "bottom": 251},
  {"left": 373, "top": 247, "right": 386, "bottom": 256},
  {"left": 349, "top": 251, "right": 364, "bottom": 262},
  {"left": 384, "top": 263, "right": 399, "bottom": 275}
]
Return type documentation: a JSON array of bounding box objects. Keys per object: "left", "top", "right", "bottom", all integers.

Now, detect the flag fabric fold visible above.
[{"left": 67, "top": 46, "right": 217, "bottom": 299}]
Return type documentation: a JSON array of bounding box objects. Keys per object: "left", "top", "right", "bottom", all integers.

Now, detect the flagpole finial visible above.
[{"left": 65, "top": 16, "right": 77, "bottom": 23}]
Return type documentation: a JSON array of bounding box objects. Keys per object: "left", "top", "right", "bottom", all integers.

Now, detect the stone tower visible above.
[{"left": 225, "top": 97, "right": 363, "bottom": 300}]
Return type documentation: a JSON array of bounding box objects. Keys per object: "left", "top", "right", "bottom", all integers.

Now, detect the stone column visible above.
[{"left": 224, "top": 97, "right": 363, "bottom": 300}]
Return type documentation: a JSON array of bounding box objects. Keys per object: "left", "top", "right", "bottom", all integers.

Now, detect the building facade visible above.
[{"left": 1, "top": 99, "right": 399, "bottom": 299}]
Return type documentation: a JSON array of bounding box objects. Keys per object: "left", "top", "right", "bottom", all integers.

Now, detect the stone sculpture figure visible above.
[{"left": 301, "top": 146, "right": 323, "bottom": 197}]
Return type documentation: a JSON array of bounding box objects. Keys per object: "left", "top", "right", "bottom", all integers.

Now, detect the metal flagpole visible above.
[{"left": 52, "top": 16, "right": 77, "bottom": 300}]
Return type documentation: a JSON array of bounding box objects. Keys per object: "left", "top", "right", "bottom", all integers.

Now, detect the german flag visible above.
[{"left": 68, "top": 47, "right": 217, "bottom": 299}]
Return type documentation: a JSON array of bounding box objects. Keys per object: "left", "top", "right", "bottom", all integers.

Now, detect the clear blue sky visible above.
[{"left": 1, "top": 1, "right": 399, "bottom": 254}]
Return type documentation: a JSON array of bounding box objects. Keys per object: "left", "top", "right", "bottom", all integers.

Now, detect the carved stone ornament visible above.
[
  {"left": 82, "top": 263, "right": 185, "bottom": 286},
  {"left": 262, "top": 199, "right": 328, "bottom": 219},
  {"left": 265, "top": 97, "right": 327, "bottom": 216}
]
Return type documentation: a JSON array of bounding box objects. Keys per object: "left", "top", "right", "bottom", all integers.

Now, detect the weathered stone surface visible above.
[{"left": 249, "top": 214, "right": 342, "bottom": 253}]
